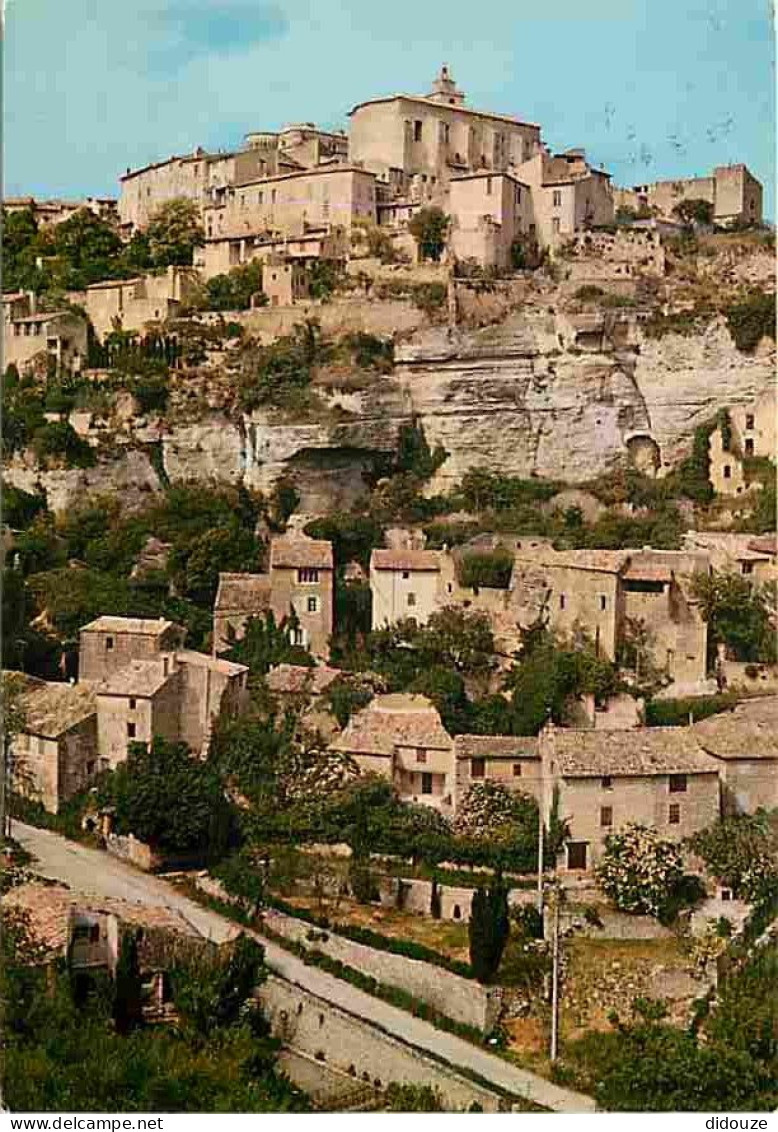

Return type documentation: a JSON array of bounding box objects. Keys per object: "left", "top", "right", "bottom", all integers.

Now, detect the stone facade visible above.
[
  {"left": 454, "top": 734, "right": 542, "bottom": 811},
  {"left": 79, "top": 617, "right": 186, "bottom": 683},
  {"left": 694, "top": 697, "right": 778, "bottom": 814},
  {"left": 448, "top": 172, "right": 529, "bottom": 270},
  {"left": 262, "top": 261, "right": 310, "bottom": 307},
  {"left": 682, "top": 530, "right": 777, "bottom": 585},
  {"left": 370, "top": 548, "right": 444, "bottom": 629},
  {"left": 708, "top": 388, "right": 776, "bottom": 496},
  {"left": 11, "top": 680, "right": 98, "bottom": 812},
  {"left": 513, "top": 149, "right": 614, "bottom": 249},
  {"left": 3, "top": 292, "right": 88, "bottom": 374},
  {"left": 85, "top": 267, "right": 200, "bottom": 340},
  {"left": 330, "top": 693, "right": 456, "bottom": 811},
  {"left": 614, "top": 164, "right": 763, "bottom": 227},
  {"left": 3, "top": 196, "right": 118, "bottom": 227}
]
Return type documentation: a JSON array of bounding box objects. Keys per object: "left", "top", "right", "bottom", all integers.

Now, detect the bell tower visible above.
[{"left": 428, "top": 64, "right": 466, "bottom": 106}]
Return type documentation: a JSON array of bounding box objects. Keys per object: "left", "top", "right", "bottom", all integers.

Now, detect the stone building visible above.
[
  {"left": 694, "top": 697, "right": 778, "bottom": 814},
  {"left": 348, "top": 66, "right": 543, "bottom": 198},
  {"left": 512, "top": 148, "right": 614, "bottom": 248},
  {"left": 682, "top": 531, "right": 777, "bottom": 585},
  {"left": 614, "top": 164, "right": 763, "bottom": 227},
  {"left": 453, "top": 734, "right": 541, "bottom": 810},
  {"left": 79, "top": 617, "right": 186, "bottom": 683},
  {"left": 213, "top": 532, "right": 334, "bottom": 660},
  {"left": 707, "top": 389, "right": 776, "bottom": 497},
  {"left": 200, "top": 165, "right": 375, "bottom": 279},
  {"left": 370, "top": 548, "right": 446, "bottom": 629},
  {"left": 539, "top": 725, "right": 721, "bottom": 871},
  {"left": 329, "top": 693, "right": 455, "bottom": 810},
  {"left": 262, "top": 260, "right": 310, "bottom": 307},
  {"left": 11, "top": 680, "right": 97, "bottom": 813},
  {"left": 447, "top": 172, "right": 530, "bottom": 270},
  {"left": 3, "top": 291, "right": 88, "bottom": 374},
  {"left": 85, "top": 267, "right": 200, "bottom": 340},
  {"left": 3, "top": 196, "right": 118, "bottom": 228},
  {"left": 509, "top": 549, "right": 629, "bottom": 661}
]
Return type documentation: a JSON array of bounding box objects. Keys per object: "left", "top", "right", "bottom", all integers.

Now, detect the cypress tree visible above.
[{"left": 468, "top": 872, "right": 510, "bottom": 983}]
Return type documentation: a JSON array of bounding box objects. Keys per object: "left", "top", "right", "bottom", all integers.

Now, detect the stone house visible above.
[
  {"left": 85, "top": 267, "right": 200, "bottom": 340},
  {"left": 11, "top": 680, "right": 97, "bottom": 812},
  {"left": 370, "top": 548, "right": 446, "bottom": 629},
  {"left": 3, "top": 196, "right": 118, "bottom": 228},
  {"left": 454, "top": 734, "right": 541, "bottom": 810},
  {"left": 329, "top": 693, "right": 455, "bottom": 811},
  {"left": 621, "top": 550, "right": 709, "bottom": 690},
  {"left": 707, "top": 389, "right": 776, "bottom": 497},
  {"left": 266, "top": 663, "right": 342, "bottom": 698},
  {"left": 509, "top": 549, "right": 629, "bottom": 660},
  {"left": 614, "top": 164, "right": 763, "bottom": 227},
  {"left": 213, "top": 532, "right": 334, "bottom": 660},
  {"left": 79, "top": 617, "right": 186, "bottom": 683},
  {"left": 513, "top": 148, "right": 614, "bottom": 248},
  {"left": 262, "top": 260, "right": 310, "bottom": 307},
  {"left": 448, "top": 172, "right": 530, "bottom": 270},
  {"left": 199, "top": 225, "right": 349, "bottom": 280},
  {"left": 682, "top": 530, "right": 777, "bottom": 585},
  {"left": 539, "top": 725, "right": 721, "bottom": 871},
  {"left": 694, "top": 697, "right": 778, "bottom": 814},
  {"left": 3, "top": 292, "right": 88, "bottom": 374}
]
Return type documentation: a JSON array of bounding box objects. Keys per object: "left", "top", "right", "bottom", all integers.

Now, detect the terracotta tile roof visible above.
[
  {"left": 214, "top": 572, "right": 272, "bottom": 614},
  {"left": 694, "top": 698, "right": 778, "bottom": 761},
  {"left": 748, "top": 534, "right": 777, "bottom": 557},
  {"left": 2, "top": 882, "right": 198, "bottom": 959},
  {"left": 454, "top": 735, "right": 539, "bottom": 760},
  {"left": 19, "top": 681, "right": 96, "bottom": 738},
  {"left": 546, "top": 726, "right": 720, "bottom": 778},
  {"left": 81, "top": 616, "right": 178, "bottom": 636},
  {"left": 96, "top": 659, "right": 172, "bottom": 698},
  {"left": 175, "top": 650, "right": 247, "bottom": 678},
  {"left": 623, "top": 563, "right": 673, "bottom": 583},
  {"left": 625, "top": 550, "right": 710, "bottom": 581},
  {"left": 371, "top": 549, "right": 442, "bottom": 572},
  {"left": 513, "top": 549, "right": 630, "bottom": 575},
  {"left": 267, "top": 663, "right": 341, "bottom": 695},
  {"left": 330, "top": 693, "right": 452, "bottom": 757},
  {"left": 270, "top": 533, "right": 333, "bottom": 570}
]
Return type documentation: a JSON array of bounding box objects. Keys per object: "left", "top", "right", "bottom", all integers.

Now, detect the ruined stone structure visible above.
[
  {"left": 3, "top": 291, "right": 88, "bottom": 373},
  {"left": 614, "top": 164, "right": 763, "bottom": 227},
  {"left": 708, "top": 388, "right": 776, "bottom": 497},
  {"left": 85, "top": 267, "right": 201, "bottom": 340}
]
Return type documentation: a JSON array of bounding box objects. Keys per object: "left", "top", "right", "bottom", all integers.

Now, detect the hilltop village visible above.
[{"left": 2, "top": 67, "right": 777, "bottom": 1114}]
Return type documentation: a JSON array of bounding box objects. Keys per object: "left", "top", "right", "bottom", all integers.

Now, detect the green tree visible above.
[
  {"left": 97, "top": 736, "right": 235, "bottom": 858},
  {"left": 179, "top": 525, "right": 260, "bottom": 605},
  {"left": 595, "top": 824, "right": 685, "bottom": 918},
  {"left": 691, "top": 571, "right": 776, "bottom": 665},
  {"left": 408, "top": 207, "right": 450, "bottom": 262},
  {"left": 673, "top": 198, "right": 714, "bottom": 227},
  {"left": 222, "top": 612, "right": 313, "bottom": 678},
  {"left": 687, "top": 811, "right": 777, "bottom": 901},
  {"left": 146, "top": 199, "right": 205, "bottom": 267},
  {"left": 469, "top": 875, "right": 510, "bottom": 983}
]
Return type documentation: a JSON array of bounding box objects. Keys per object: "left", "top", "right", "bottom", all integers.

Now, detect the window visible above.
[
  {"left": 416, "top": 748, "right": 427, "bottom": 764},
  {"left": 552, "top": 217, "right": 561, "bottom": 234},
  {"left": 723, "top": 465, "right": 731, "bottom": 479},
  {"left": 559, "top": 594, "right": 566, "bottom": 610},
  {"left": 421, "top": 772, "right": 433, "bottom": 795},
  {"left": 601, "top": 775, "right": 612, "bottom": 790},
  {"left": 407, "top": 592, "right": 416, "bottom": 607},
  {"left": 512, "top": 763, "right": 522, "bottom": 777},
  {"left": 258, "top": 191, "right": 263, "bottom": 205},
  {"left": 599, "top": 595, "right": 607, "bottom": 612},
  {"left": 552, "top": 190, "right": 562, "bottom": 208},
  {"left": 291, "top": 627, "right": 305, "bottom": 646},
  {"left": 567, "top": 842, "right": 587, "bottom": 870},
  {"left": 129, "top": 697, "right": 136, "bottom": 710},
  {"left": 106, "top": 636, "right": 114, "bottom": 651},
  {"left": 271, "top": 189, "right": 276, "bottom": 205},
  {"left": 298, "top": 568, "right": 319, "bottom": 583},
  {"left": 745, "top": 438, "right": 754, "bottom": 456},
  {"left": 413, "top": 120, "right": 423, "bottom": 142},
  {"left": 721, "top": 888, "right": 732, "bottom": 902},
  {"left": 402, "top": 570, "right": 410, "bottom": 580},
  {"left": 307, "top": 595, "right": 319, "bottom": 613},
  {"left": 742, "top": 562, "right": 754, "bottom": 576},
  {"left": 516, "top": 186, "right": 522, "bottom": 203},
  {"left": 471, "top": 758, "right": 485, "bottom": 779},
  {"left": 486, "top": 177, "right": 492, "bottom": 195},
  {"left": 669, "top": 774, "right": 687, "bottom": 793},
  {"left": 669, "top": 803, "right": 681, "bottom": 825},
  {"left": 127, "top": 722, "right": 136, "bottom": 739},
  {"left": 600, "top": 806, "right": 613, "bottom": 828},
  {"left": 745, "top": 414, "right": 755, "bottom": 430}
]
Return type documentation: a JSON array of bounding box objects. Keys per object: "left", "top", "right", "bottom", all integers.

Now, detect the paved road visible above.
[{"left": 12, "top": 821, "right": 595, "bottom": 1113}]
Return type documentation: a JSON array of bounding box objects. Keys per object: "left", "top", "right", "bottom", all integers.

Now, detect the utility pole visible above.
[
  {"left": 536, "top": 803, "right": 544, "bottom": 912},
  {"left": 550, "top": 888, "right": 560, "bottom": 1062}
]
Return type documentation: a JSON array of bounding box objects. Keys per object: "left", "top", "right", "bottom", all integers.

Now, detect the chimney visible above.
[{"left": 27, "top": 290, "right": 37, "bottom": 316}]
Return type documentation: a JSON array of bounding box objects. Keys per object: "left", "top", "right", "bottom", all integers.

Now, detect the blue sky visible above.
[{"left": 5, "top": 0, "right": 775, "bottom": 217}]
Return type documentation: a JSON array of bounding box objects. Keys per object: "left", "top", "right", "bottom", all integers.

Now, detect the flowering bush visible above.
[
  {"left": 595, "top": 824, "right": 684, "bottom": 917},
  {"left": 453, "top": 780, "right": 537, "bottom": 844}
]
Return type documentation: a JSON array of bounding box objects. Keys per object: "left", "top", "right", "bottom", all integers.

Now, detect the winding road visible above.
[{"left": 11, "top": 821, "right": 595, "bottom": 1113}]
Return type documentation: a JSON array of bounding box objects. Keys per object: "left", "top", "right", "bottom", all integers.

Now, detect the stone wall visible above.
[
  {"left": 106, "top": 833, "right": 159, "bottom": 871},
  {"left": 258, "top": 974, "right": 504, "bottom": 1111},
  {"left": 379, "top": 875, "right": 537, "bottom": 925},
  {"left": 262, "top": 906, "right": 501, "bottom": 1033},
  {"left": 234, "top": 297, "right": 424, "bottom": 342}
]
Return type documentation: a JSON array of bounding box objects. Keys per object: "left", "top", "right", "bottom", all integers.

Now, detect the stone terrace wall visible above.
[
  {"left": 258, "top": 974, "right": 505, "bottom": 1112},
  {"left": 262, "top": 906, "right": 502, "bottom": 1034},
  {"left": 234, "top": 297, "right": 424, "bottom": 342},
  {"left": 379, "top": 875, "right": 537, "bottom": 924}
]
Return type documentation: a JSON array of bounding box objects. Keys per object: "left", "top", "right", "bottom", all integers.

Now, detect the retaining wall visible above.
[
  {"left": 258, "top": 974, "right": 505, "bottom": 1112},
  {"left": 262, "top": 906, "right": 501, "bottom": 1034}
]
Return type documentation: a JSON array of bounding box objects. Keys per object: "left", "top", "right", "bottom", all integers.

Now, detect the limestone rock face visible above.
[{"left": 4, "top": 449, "right": 161, "bottom": 515}]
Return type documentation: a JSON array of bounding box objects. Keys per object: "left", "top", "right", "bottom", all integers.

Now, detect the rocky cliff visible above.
[{"left": 7, "top": 303, "right": 773, "bottom": 514}]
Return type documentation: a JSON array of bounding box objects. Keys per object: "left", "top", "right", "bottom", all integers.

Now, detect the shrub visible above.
[
  {"left": 573, "top": 285, "right": 605, "bottom": 301},
  {"left": 31, "top": 421, "right": 95, "bottom": 469},
  {"left": 724, "top": 291, "right": 776, "bottom": 353},
  {"left": 408, "top": 208, "right": 450, "bottom": 262},
  {"left": 595, "top": 824, "right": 685, "bottom": 918},
  {"left": 458, "top": 548, "right": 514, "bottom": 589},
  {"left": 411, "top": 281, "right": 448, "bottom": 315}
]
